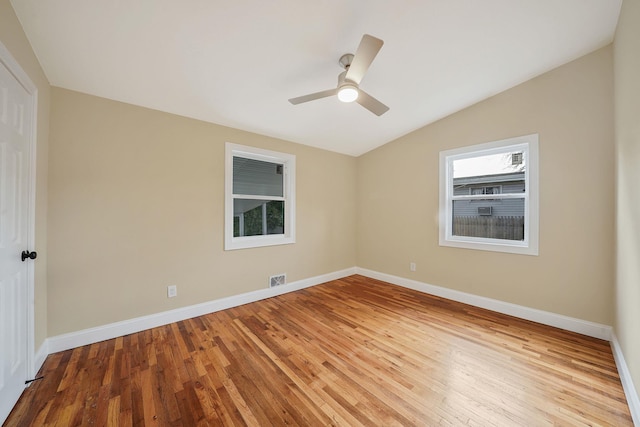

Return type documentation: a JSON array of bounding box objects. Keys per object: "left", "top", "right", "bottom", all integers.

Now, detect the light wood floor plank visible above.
[{"left": 5, "top": 275, "right": 633, "bottom": 426}]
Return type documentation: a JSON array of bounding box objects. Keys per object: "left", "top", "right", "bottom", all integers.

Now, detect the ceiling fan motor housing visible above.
[{"left": 339, "top": 53, "right": 354, "bottom": 70}]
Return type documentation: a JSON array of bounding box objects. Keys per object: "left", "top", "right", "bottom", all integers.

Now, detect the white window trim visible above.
[
  {"left": 439, "top": 134, "right": 539, "bottom": 255},
  {"left": 225, "top": 142, "right": 296, "bottom": 250}
]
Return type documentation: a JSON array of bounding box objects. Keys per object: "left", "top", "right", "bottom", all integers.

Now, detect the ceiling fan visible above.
[{"left": 288, "top": 34, "right": 389, "bottom": 116}]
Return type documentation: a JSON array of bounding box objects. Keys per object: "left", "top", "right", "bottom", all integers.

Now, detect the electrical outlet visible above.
[
  {"left": 167, "top": 285, "right": 177, "bottom": 298},
  {"left": 410, "top": 262, "right": 416, "bottom": 272}
]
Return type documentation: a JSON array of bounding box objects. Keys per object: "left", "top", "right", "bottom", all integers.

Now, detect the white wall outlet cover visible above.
[{"left": 167, "top": 285, "right": 177, "bottom": 298}]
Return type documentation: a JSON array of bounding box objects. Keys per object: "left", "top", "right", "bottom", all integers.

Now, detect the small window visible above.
[
  {"left": 439, "top": 134, "right": 539, "bottom": 255},
  {"left": 470, "top": 186, "right": 501, "bottom": 195},
  {"left": 225, "top": 143, "right": 295, "bottom": 250},
  {"left": 511, "top": 152, "right": 523, "bottom": 166}
]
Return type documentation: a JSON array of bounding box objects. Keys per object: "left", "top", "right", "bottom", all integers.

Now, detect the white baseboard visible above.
[
  {"left": 32, "top": 340, "right": 49, "bottom": 377},
  {"left": 47, "top": 267, "right": 356, "bottom": 354},
  {"left": 37, "top": 267, "right": 639, "bottom": 423},
  {"left": 356, "top": 268, "right": 612, "bottom": 340},
  {"left": 611, "top": 333, "right": 640, "bottom": 426},
  {"left": 17, "top": 268, "right": 628, "bottom": 423},
  {"left": 45, "top": 266, "right": 611, "bottom": 352}
]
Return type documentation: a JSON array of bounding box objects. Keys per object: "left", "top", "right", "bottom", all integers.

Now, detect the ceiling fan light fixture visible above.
[
  {"left": 288, "top": 34, "right": 388, "bottom": 115},
  {"left": 337, "top": 85, "right": 358, "bottom": 103}
]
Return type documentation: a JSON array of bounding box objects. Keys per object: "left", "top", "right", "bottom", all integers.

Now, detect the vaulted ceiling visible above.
[{"left": 11, "top": 0, "right": 622, "bottom": 156}]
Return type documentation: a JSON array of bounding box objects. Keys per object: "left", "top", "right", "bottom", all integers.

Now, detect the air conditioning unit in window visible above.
[{"left": 477, "top": 206, "right": 492, "bottom": 216}]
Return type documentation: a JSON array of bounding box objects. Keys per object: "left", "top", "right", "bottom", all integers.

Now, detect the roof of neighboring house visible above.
[{"left": 453, "top": 172, "right": 525, "bottom": 186}]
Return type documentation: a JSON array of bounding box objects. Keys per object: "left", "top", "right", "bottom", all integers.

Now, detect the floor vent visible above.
[{"left": 269, "top": 274, "right": 286, "bottom": 288}]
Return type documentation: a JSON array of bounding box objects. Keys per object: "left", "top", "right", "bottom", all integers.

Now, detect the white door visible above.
[{"left": 0, "top": 53, "right": 35, "bottom": 424}]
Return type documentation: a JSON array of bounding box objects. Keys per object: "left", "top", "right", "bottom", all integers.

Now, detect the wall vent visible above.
[{"left": 269, "top": 274, "right": 286, "bottom": 288}]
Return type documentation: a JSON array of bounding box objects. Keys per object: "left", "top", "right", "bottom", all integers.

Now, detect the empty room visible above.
[{"left": 1, "top": 0, "right": 639, "bottom": 425}]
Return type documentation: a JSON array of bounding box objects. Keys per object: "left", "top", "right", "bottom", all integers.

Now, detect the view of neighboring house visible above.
[
  {"left": 452, "top": 172, "right": 526, "bottom": 240},
  {"left": 453, "top": 171, "right": 525, "bottom": 217}
]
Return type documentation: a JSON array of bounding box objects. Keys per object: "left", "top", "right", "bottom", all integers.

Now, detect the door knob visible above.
[{"left": 21, "top": 250, "right": 37, "bottom": 262}]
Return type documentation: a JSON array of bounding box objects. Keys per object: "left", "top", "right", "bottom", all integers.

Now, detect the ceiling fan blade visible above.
[
  {"left": 288, "top": 89, "right": 337, "bottom": 105},
  {"left": 345, "top": 34, "right": 384, "bottom": 85},
  {"left": 356, "top": 90, "right": 389, "bottom": 116}
]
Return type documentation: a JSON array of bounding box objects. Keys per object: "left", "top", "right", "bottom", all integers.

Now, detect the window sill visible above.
[
  {"left": 439, "top": 236, "right": 538, "bottom": 256},
  {"left": 225, "top": 235, "right": 295, "bottom": 251}
]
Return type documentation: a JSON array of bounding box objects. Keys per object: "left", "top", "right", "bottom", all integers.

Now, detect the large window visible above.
[
  {"left": 225, "top": 143, "right": 295, "bottom": 250},
  {"left": 439, "top": 134, "right": 539, "bottom": 255}
]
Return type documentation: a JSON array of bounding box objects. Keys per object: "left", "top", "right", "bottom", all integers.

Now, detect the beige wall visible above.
[
  {"left": 47, "top": 88, "right": 357, "bottom": 335},
  {"left": 614, "top": 0, "right": 640, "bottom": 403},
  {"left": 2, "top": 1, "right": 627, "bottom": 390},
  {"left": 357, "top": 46, "right": 615, "bottom": 325},
  {"left": 0, "top": 0, "right": 50, "bottom": 349}
]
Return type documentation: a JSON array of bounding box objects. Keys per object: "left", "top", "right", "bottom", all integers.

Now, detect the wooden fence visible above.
[{"left": 453, "top": 216, "right": 524, "bottom": 241}]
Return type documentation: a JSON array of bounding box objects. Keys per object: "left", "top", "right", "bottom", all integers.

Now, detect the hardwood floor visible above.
[{"left": 5, "top": 275, "right": 633, "bottom": 426}]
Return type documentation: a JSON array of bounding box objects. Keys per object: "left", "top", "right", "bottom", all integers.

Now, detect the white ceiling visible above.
[{"left": 11, "top": 0, "right": 622, "bottom": 156}]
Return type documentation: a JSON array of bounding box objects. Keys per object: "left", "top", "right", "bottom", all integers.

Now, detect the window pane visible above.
[
  {"left": 233, "top": 157, "right": 283, "bottom": 197},
  {"left": 233, "top": 199, "right": 284, "bottom": 237},
  {"left": 453, "top": 151, "right": 526, "bottom": 178},
  {"left": 440, "top": 135, "right": 537, "bottom": 255},
  {"left": 453, "top": 151, "right": 526, "bottom": 194},
  {"left": 452, "top": 198, "right": 525, "bottom": 241},
  {"left": 226, "top": 143, "right": 296, "bottom": 250}
]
